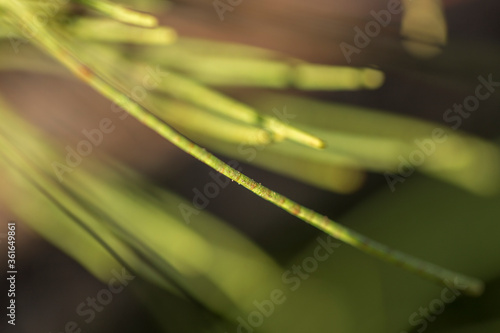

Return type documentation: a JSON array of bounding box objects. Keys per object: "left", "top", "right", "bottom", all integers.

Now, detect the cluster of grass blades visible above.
[
  {"left": 0, "top": 1, "right": 493, "bottom": 317},
  {"left": 0, "top": 95, "right": 286, "bottom": 325}
]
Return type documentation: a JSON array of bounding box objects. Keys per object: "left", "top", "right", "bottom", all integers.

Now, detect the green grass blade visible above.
[{"left": 0, "top": 97, "right": 284, "bottom": 316}]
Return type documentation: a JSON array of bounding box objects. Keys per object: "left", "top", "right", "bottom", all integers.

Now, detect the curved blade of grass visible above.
[{"left": 2, "top": 0, "right": 484, "bottom": 295}]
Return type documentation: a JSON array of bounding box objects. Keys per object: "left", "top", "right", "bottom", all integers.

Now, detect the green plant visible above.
[{"left": 1, "top": 1, "right": 499, "bottom": 332}]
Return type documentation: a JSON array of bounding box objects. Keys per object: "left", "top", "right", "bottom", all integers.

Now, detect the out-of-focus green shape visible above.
[
  {"left": 140, "top": 42, "right": 385, "bottom": 90},
  {"left": 111, "top": 0, "right": 171, "bottom": 12},
  {"left": 64, "top": 18, "right": 177, "bottom": 44},
  {"left": 148, "top": 95, "right": 273, "bottom": 145},
  {"left": 0, "top": 96, "right": 283, "bottom": 320},
  {"left": 293, "top": 65, "right": 384, "bottom": 90},
  {"left": 1, "top": 21, "right": 176, "bottom": 46}
]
